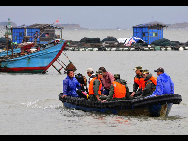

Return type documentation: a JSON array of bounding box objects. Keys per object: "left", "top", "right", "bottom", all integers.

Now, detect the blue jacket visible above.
[
  {"left": 63, "top": 75, "right": 80, "bottom": 97},
  {"left": 151, "top": 72, "right": 174, "bottom": 96}
]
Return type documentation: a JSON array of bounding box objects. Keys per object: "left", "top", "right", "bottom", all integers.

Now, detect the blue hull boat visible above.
[
  {"left": 0, "top": 42, "right": 35, "bottom": 57},
  {"left": 0, "top": 48, "right": 21, "bottom": 57},
  {"left": 59, "top": 93, "right": 182, "bottom": 117},
  {"left": 0, "top": 40, "right": 67, "bottom": 73}
]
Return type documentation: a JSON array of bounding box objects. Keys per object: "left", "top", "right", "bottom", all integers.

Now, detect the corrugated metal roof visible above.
[
  {"left": 27, "top": 24, "right": 63, "bottom": 29},
  {"left": 133, "top": 21, "right": 167, "bottom": 28}
]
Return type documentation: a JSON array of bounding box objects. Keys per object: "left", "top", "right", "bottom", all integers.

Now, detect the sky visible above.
[{"left": 0, "top": 6, "right": 188, "bottom": 29}]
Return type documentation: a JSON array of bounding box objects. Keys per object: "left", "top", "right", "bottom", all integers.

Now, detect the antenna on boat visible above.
[
  {"left": 32, "top": 17, "right": 62, "bottom": 43},
  {"left": 45, "top": 17, "right": 77, "bottom": 74},
  {"left": 62, "top": 51, "right": 77, "bottom": 72},
  {"left": 62, "top": 51, "right": 72, "bottom": 63}
]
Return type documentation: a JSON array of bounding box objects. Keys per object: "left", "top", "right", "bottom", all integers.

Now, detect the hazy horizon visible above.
[{"left": 0, "top": 6, "right": 188, "bottom": 29}]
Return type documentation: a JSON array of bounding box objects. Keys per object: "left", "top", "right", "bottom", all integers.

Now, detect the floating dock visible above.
[{"left": 64, "top": 41, "right": 188, "bottom": 51}]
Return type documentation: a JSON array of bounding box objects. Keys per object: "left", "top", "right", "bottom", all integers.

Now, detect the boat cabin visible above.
[
  {"left": 12, "top": 24, "right": 63, "bottom": 45},
  {"left": 133, "top": 21, "right": 167, "bottom": 44}
]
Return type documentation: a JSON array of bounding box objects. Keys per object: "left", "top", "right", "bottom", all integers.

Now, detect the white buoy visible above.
[
  {"left": 93, "top": 48, "right": 98, "bottom": 51},
  {"left": 144, "top": 47, "right": 149, "bottom": 51},
  {"left": 179, "top": 47, "right": 184, "bottom": 51},
  {"left": 124, "top": 48, "right": 129, "bottom": 51},
  {"left": 111, "top": 48, "right": 116, "bottom": 51},
  {"left": 130, "top": 48, "right": 135, "bottom": 51},
  {"left": 74, "top": 48, "right": 79, "bottom": 51},
  {"left": 68, "top": 47, "right": 73, "bottom": 51},
  {"left": 106, "top": 48, "right": 111, "bottom": 51},
  {"left": 87, "top": 48, "right": 93, "bottom": 51},
  {"left": 161, "top": 47, "right": 165, "bottom": 51},
  {"left": 167, "top": 47, "right": 172, "bottom": 51}
]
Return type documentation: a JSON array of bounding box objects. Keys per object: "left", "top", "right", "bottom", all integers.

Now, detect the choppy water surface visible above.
[{"left": 0, "top": 29, "right": 188, "bottom": 135}]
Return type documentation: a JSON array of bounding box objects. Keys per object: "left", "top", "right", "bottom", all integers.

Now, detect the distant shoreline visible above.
[{"left": 1, "top": 21, "right": 188, "bottom": 30}]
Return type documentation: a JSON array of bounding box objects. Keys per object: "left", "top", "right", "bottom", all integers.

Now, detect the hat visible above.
[
  {"left": 133, "top": 66, "right": 142, "bottom": 71},
  {"left": 98, "top": 67, "right": 106, "bottom": 72},
  {"left": 142, "top": 69, "right": 149, "bottom": 74},
  {"left": 154, "top": 67, "right": 164, "bottom": 72},
  {"left": 96, "top": 70, "right": 103, "bottom": 75},
  {"left": 86, "top": 68, "right": 94, "bottom": 73},
  {"left": 114, "top": 74, "right": 120, "bottom": 79}
]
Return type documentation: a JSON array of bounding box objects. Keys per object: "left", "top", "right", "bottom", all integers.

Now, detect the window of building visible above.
[
  {"left": 153, "top": 33, "right": 157, "bottom": 37},
  {"left": 41, "top": 33, "right": 49, "bottom": 37}
]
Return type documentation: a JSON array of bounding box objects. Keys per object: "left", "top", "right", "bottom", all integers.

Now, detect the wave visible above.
[{"left": 20, "top": 99, "right": 63, "bottom": 110}]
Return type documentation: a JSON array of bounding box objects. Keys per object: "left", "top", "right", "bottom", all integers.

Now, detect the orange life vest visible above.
[
  {"left": 112, "top": 81, "right": 126, "bottom": 98},
  {"left": 134, "top": 76, "right": 145, "bottom": 89},
  {"left": 142, "top": 76, "right": 157, "bottom": 90},
  {"left": 89, "top": 77, "right": 102, "bottom": 95}
]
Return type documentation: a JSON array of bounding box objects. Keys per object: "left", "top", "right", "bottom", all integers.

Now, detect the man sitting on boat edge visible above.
[
  {"left": 148, "top": 67, "right": 174, "bottom": 97},
  {"left": 86, "top": 68, "right": 95, "bottom": 85},
  {"left": 135, "top": 69, "right": 157, "bottom": 99},
  {"left": 131, "top": 66, "right": 145, "bottom": 97},
  {"left": 88, "top": 70, "right": 103, "bottom": 101},
  {"left": 98, "top": 67, "right": 114, "bottom": 96},
  {"left": 101, "top": 74, "right": 132, "bottom": 102}
]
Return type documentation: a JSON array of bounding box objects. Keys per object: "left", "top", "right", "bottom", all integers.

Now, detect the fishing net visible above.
[{"left": 151, "top": 38, "right": 176, "bottom": 46}]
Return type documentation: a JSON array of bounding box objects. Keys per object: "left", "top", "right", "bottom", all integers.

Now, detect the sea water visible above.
[{"left": 0, "top": 29, "right": 188, "bottom": 135}]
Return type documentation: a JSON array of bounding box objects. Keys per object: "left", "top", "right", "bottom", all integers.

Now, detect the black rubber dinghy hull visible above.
[{"left": 59, "top": 93, "right": 182, "bottom": 117}]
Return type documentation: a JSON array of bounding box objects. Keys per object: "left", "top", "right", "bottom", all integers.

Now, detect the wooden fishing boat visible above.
[
  {"left": 0, "top": 42, "right": 36, "bottom": 57},
  {"left": 59, "top": 93, "right": 182, "bottom": 117},
  {"left": 0, "top": 40, "right": 67, "bottom": 73}
]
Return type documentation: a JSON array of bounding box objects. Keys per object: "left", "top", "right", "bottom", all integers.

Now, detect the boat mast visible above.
[{"left": 5, "top": 18, "right": 13, "bottom": 57}]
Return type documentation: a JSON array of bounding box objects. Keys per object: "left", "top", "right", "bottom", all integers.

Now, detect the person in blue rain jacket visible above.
[
  {"left": 149, "top": 67, "right": 174, "bottom": 97},
  {"left": 62, "top": 69, "right": 81, "bottom": 98}
]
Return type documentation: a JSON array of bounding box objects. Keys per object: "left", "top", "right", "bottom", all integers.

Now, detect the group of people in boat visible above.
[{"left": 62, "top": 66, "right": 174, "bottom": 102}]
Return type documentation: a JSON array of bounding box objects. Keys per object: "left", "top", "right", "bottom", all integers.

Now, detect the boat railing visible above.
[{"left": 0, "top": 41, "right": 65, "bottom": 61}]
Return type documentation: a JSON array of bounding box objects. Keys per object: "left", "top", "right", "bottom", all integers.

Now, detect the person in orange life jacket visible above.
[
  {"left": 98, "top": 67, "right": 114, "bottom": 96},
  {"left": 102, "top": 74, "right": 131, "bottom": 102},
  {"left": 89, "top": 70, "right": 103, "bottom": 101},
  {"left": 135, "top": 69, "right": 157, "bottom": 98},
  {"left": 131, "top": 66, "right": 145, "bottom": 97},
  {"left": 86, "top": 68, "right": 96, "bottom": 85}
]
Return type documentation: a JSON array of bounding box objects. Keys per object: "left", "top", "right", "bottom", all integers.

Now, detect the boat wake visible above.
[{"left": 20, "top": 99, "right": 63, "bottom": 110}]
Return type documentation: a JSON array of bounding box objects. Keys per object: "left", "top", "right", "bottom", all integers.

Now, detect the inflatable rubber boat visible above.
[{"left": 59, "top": 93, "right": 182, "bottom": 117}]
